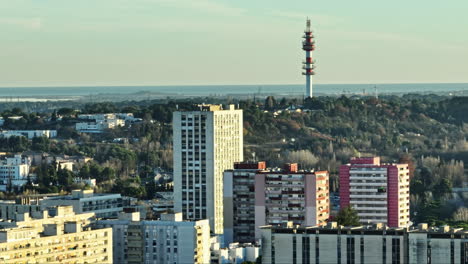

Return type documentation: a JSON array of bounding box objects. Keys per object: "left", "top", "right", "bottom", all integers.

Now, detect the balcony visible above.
[
  {"left": 358, "top": 212, "right": 387, "bottom": 217},
  {"left": 349, "top": 182, "right": 387, "bottom": 186},
  {"left": 350, "top": 194, "right": 386, "bottom": 199},
  {"left": 351, "top": 201, "right": 387, "bottom": 206}
]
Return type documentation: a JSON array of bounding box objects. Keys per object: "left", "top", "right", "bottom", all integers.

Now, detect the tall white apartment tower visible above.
[{"left": 173, "top": 104, "right": 243, "bottom": 234}]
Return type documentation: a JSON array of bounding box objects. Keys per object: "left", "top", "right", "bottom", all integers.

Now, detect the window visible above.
[
  {"left": 383, "top": 237, "right": 387, "bottom": 263},
  {"left": 360, "top": 237, "right": 364, "bottom": 264},
  {"left": 346, "top": 237, "right": 355, "bottom": 264},
  {"left": 392, "top": 238, "right": 400, "bottom": 264},
  {"left": 302, "top": 236, "right": 310, "bottom": 264},
  {"left": 293, "top": 236, "right": 297, "bottom": 264},
  {"left": 315, "top": 236, "right": 319, "bottom": 264},
  {"left": 271, "top": 235, "right": 275, "bottom": 264}
]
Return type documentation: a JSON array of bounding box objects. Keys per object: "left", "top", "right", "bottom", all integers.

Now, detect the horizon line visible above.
[{"left": 1, "top": 81, "right": 468, "bottom": 89}]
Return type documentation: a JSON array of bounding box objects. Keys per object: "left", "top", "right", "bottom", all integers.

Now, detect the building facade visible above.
[
  {"left": 0, "top": 197, "right": 43, "bottom": 222},
  {"left": 223, "top": 161, "right": 266, "bottom": 245},
  {"left": 0, "top": 130, "right": 57, "bottom": 139},
  {"left": 75, "top": 113, "right": 140, "bottom": 133},
  {"left": 0, "top": 206, "right": 112, "bottom": 263},
  {"left": 41, "top": 189, "right": 123, "bottom": 218},
  {"left": 254, "top": 164, "right": 329, "bottom": 239},
  {"left": 261, "top": 222, "right": 468, "bottom": 264},
  {"left": 340, "top": 157, "right": 410, "bottom": 227},
  {"left": 173, "top": 104, "right": 243, "bottom": 234},
  {"left": 211, "top": 242, "right": 260, "bottom": 264},
  {"left": 0, "top": 154, "right": 31, "bottom": 192},
  {"left": 96, "top": 212, "right": 211, "bottom": 264}
]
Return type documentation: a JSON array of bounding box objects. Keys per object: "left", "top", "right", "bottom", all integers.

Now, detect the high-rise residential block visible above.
[
  {"left": 254, "top": 164, "right": 329, "bottom": 239},
  {"left": 223, "top": 161, "right": 266, "bottom": 245},
  {"left": 339, "top": 157, "right": 410, "bottom": 227},
  {"left": 173, "top": 104, "right": 243, "bottom": 234}
]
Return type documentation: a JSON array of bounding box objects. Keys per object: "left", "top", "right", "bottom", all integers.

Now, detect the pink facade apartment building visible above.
[
  {"left": 254, "top": 163, "right": 329, "bottom": 239},
  {"left": 339, "top": 157, "right": 410, "bottom": 227}
]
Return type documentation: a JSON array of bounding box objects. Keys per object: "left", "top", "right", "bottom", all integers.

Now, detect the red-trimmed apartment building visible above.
[{"left": 340, "top": 157, "right": 410, "bottom": 227}]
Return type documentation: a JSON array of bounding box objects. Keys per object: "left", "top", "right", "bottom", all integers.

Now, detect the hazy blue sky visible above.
[{"left": 1, "top": 0, "right": 467, "bottom": 86}]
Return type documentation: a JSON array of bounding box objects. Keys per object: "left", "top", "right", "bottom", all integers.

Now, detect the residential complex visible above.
[
  {"left": 75, "top": 113, "right": 141, "bottom": 133},
  {"left": 173, "top": 104, "right": 243, "bottom": 234},
  {"left": 0, "top": 206, "right": 112, "bottom": 263},
  {"left": 211, "top": 241, "right": 260, "bottom": 264},
  {"left": 41, "top": 189, "right": 123, "bottom": 218},
  {"left": 152, "top": 191, "right": 174, "bottom": 219},
  {"left": 261, "top": 222, "right": 468, "bottom": 264},
  {"left": 0, "top": 130, "right": 57, "bottom": 139},
  {"left": 96, "top": 211, "right": 211, "bottom": 264},
  {"left": 0, "top": 197, "right": 43, "bottom": 222},
  {"left": 223, "top": 161, "right": 266, "bottom": 245},
  {"left": 340, "top": 157, "right": 410, "bottom": 227},
  {"left": 0, "top": 154, "right": 31, "bottom": 192},
  {"left": 254, "top": 163, "right": 329, "bottom": 239}
]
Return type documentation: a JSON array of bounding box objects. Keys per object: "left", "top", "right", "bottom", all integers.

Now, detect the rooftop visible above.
[
  {"left": 261, "top": 222, "right": 468, "bottom": 236},
  {"left": 44, "top": 189, "right": 121, "bottom": 201}
]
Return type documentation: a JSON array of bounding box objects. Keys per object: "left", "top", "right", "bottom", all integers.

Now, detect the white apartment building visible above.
[
  {"left": 173, "top": 104, "right": 243, "bottom": 235},
  {"left": 78, "top": 113, "right": 140, "bottom": 122},
  {"left": 96, "top": 212, "right": 211, "bottom": 264},
  {"left": 0, "top": 155, "right": 31, "bottom": 191},
  {"left": 211, "top": 241, "right": 260, "bottom": 264},
  {"left": 75, "top": 119, "right": 125, "bottom": 133},
  {"left": 40, "top": 189, "right": 123, "bottom": 218},
  {"left": 77, "top": 113, "right": 116, "bottom": 121},
  {"left": 0, "top": 130, "right": 57, "bottom": 139},
  {"left": 75, "top": 113, "right": 136, "bottom": 133}
]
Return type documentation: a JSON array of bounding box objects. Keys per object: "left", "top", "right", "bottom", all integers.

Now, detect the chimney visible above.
[
  {"left": 283, "top": 163, "right": 298, "bottom": 173},
  {"left": 418, "top": 223, "right": 428, "bottom": 231}
]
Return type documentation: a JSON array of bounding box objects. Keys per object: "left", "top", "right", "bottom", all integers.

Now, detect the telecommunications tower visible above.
[{"left": 302, "top": 19, "right": 316, "bottom": 98}]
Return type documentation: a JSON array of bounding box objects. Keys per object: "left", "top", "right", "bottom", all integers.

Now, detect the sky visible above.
[{"left": 1, "top": 0, "right": 467, "bottom": 87}]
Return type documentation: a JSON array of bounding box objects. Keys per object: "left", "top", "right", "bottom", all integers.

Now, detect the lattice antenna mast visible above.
[{"left": 302, "top": 19, "right": 316, "bottom": 98}]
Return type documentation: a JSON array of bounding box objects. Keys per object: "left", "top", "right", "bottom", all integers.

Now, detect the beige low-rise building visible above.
[{"left": 0, "top": 206, "right": 112, "bottom": 263}]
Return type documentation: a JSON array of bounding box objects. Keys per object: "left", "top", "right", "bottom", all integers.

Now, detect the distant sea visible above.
[{"left": 0, "top": 83, "right": 466, "bottom": 101}]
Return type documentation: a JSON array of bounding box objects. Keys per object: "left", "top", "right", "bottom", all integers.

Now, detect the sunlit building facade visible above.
[
  {"left": 254, "top": 163, "right": 329, "bottom": 239},
  {"left": 0, "top": 206, "right": 112, "bottom": 263},
  {"left": 340, "top": 157, "right": 410, "bottom": 227},
  {"left": 173, "top": 104, "right": 243, "bottom": 234}
]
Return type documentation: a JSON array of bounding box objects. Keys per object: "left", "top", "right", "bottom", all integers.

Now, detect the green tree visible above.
[
  {"left": 31, "top": 136, "right": 50, "bottom": 152},
  {"left": 57, "top": 167, "right": 74, "bottom": 188},
  {"left": 433, "top": 178, "right": 452, "bottom": 200},
  {"left": 335, "top": 206, "right": 360, "bottom": 226},
  {"left": 57, "top": 107, "right": 76, "bottom": 116},
  {"left": 99, "top": 167, "right": 116, "bottom": 182},
  {"left": 145, "top": 181, "right": 157, "bottom": 199},
  {"left": 410, "top": 179, "right": 426, "bottom": 197},
  {"left": 79, "top": 164, "right": 91, "bottom": 179},
  {"left": 264, "top": 96, "right": 276, "bottom": 110}
]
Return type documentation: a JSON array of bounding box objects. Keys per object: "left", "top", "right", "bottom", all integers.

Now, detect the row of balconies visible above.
[
  {"left": 350, "top": 194, "right": 387, "bottom": 198},
  {"left": 358, "top": 212, "right": 387, "bottom": 217}
]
